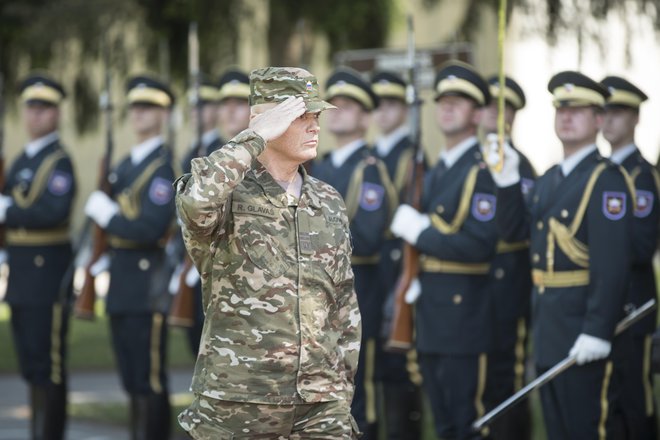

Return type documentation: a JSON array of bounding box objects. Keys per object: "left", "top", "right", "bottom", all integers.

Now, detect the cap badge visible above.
[
  {"left": 564, "top": 83, "right": 574, "bottom": 92},
  {"left": 306, "top": 81, "right": 313, "bottom": 91}
]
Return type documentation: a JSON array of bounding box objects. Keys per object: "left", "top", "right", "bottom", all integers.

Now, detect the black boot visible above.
[
  {"left": 30, "top": 386, "right": 47, "bottom": 440},
  {"left": 147, "top": 393, "right": 171, "bottom": 440},
  {"left": 382, "top": 383, "right": 423, "bottom": 440},
  {"left": 30, "top": 384, "right": 67, "bottom": 440},
  {"left": 131, "top": 393, "right": 171, "bottom": 440},
  {"left": 131, "top": 395, "right": 149, "bottom": 440}
]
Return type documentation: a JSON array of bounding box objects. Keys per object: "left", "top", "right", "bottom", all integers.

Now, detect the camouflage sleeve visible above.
[
  {"left": 336, "top": 282, "right": 361, "bottom": 385},
  {"left": 175, "top": 129, "right": 266, "bottom": 237}
]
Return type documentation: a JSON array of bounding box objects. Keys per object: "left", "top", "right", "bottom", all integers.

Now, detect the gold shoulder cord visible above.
[
  {"left": 430, "top": 165, "right": 479, "bottom": 235},
  {"left": 116, "top": 157, "right": 167, "bottom": 220},
  {"left": 345, "top": 157, "right": 398, "bottom": 224},
  {"left": 12, "top": 151, "right": 67, "bottom": 209},
  {"left": 547, "top": 163, "right": 607, "bottom": 270}
]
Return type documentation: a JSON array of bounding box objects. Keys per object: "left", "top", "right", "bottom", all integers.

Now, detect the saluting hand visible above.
[{"left": 249, "top": 96, "right": 307, "bottom": 142}]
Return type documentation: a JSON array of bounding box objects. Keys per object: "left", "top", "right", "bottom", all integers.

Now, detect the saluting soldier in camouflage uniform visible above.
[
  {"left": 176, "top": 67, "right": 361, "bottom": 439},
  {"left": 491, "top": 71, "right": 633, "bottom": 440},
  {"left": 390, "top": 61, "right": 499, "bottom": 440},
  {"left": 480, "top": 75, "right": 534, "bottom": 440},
  {"left": 3, "top": 74, "right": 76, "bottom": 440},
  {"left": 311, "top": 67, "right": 396, "bottom": 440},
  {"left": 370, "top": 70, "right": 424, "bottom": 440},
  {"left": 84, "top": 75, "right": 176, "bottom": 439},
  {"left": 601, "top": 76, "right": 659, "bottom": 440}
]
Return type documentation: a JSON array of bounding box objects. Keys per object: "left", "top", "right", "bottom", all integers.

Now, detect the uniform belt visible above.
[
  {"left": 531, "top": 269, "right": 589, "bottom": 288},
  {"left": 107, "top": 235, "right": 162, "bottom": 250},
  {"left": 496, "top": 240, "right": 529, "bottom": 254},
  {"left": 420, "top": 257, "right": 490, "bottom": 275},
  {"left": 6, "top": 227, "right": 70, "bottom": 246},
  {"left": 351, "top": 254, "right": 380, "bottom": 265}
]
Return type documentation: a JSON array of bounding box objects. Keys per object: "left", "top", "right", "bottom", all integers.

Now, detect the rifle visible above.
[
  {"left": 73, "top": 40, "right": 114, "bottom": 320},
  {"left": 386, "top": 15, "right": 424, "bottom": 352},
  {"left": 472, "top": 299, "right": 657, "bottom": 432},
  {"left": 168, "top": 22, "right": 201, "bottom": 328}
]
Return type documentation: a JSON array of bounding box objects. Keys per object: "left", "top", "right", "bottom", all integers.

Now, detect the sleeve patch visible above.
[
  {"left": 521, "top": 178, "right": 535, "bottom": 196},
  {"left": 47, "top": 170, "right": 72, "bottom": 196},
  {"left": 602, "top": 191, "right": 626, "bottom": 220},
  {"left": 359, "top": 182, "right": 385, "bottom": 211},
  {"left": 149, "top": 177, "right": 174, "bottom": 205},
  {"left": 634, "top": 190, "right": 654, "bottom": 218},
  {"left": 471, "top": 193, "right": 496, "bottom": 221}
]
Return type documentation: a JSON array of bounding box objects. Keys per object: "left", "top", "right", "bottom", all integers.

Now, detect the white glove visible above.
[
  {"left": 185, "top": 265, "right": 201, "bottom": 287},
  {"left": 405, "top": 278, "right": 422, "bottom": 304},
  {"left": 485, "top": 134, "right": 521, "bottom": 188},
  {"left": 84, "top": 191, "right": 119, "bottom": 228},
  {"left": 168, "top": 263, "right": 184, "bottom": 295},
  {"left": 569, "top": 333, "right": 612, "bottom": 365},
  {"left": 390, "top": 204, "right": 430, "bottom": 245},
  {"left": 89, "top": 253, "right": 111, "bottom": 276},
  {"left": 0, "top": 195, "right": 13, "bottom": 223}
]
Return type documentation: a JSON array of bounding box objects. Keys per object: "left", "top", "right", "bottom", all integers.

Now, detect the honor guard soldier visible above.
[
  {"left": 490, "top": 71, "right": 633, "bottom": 440},
  {"left": 173, "top": 69, "right": 251, "bottom": 356},
  {"left": 311, "top": 67, "right": 396, "bottom": 439},
  {"left": 3, "top": 74, "right": 76, "bottom": 440},
  {"left": 216, "top": 68, "right": 251, "bottom": 141},
  {"left": 601, "top": 75, "right": 658, "bottom": 440},
  {"left": 480, "top": 75, "right": 534, "bottom": 440},
  {"left": 84, "top": 75, "right": 176, "bottom": 439},
  {"left": 370, "top": 70, "right": 423, "bottom": 440},
  {"left": 173, "top": 73, "right": 223, "bottom": 357},
  {"left": 390, "top": 61, "right": 499, "bottom": 440}
]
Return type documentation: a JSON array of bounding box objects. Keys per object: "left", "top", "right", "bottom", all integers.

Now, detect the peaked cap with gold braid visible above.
[
  {"left": 547, "top": 71, "right": 609, "bottom": 108},
  {"left": 600, "top": 76, "right": 648, "bottom": 109},
  {"left": 20, "top": 73, "right": 66, "bottom": 106},
  {"left": 126, "top": 75, "right": 175, "bottom": 108}
]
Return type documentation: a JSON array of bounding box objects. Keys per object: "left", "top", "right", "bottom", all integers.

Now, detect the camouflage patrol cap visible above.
[{"left": 249, "top": 67, "right": 336, "bottom": 113}]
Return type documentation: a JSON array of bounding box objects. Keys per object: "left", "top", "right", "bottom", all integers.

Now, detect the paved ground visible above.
[{"left": 0, "top": 368, "right": 194, "bottom": 440}]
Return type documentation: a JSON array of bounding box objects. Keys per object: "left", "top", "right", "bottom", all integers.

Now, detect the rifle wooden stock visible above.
[
  {"left": 74, "top": 167, "right": 110, "bottom": 320},
  {"left": 168, "top": 257, "right": 195, "bottom": 328},
  {"left": 386, "top": 160, "right": 424, "bottom": 353}
]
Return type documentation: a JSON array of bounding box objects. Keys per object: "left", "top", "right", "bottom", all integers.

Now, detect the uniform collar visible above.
[
  {"left": 560, "top": 144, "right": 598, "bottom": 177},
  {"left": 440, "top": 135, "right": 478, "bottom": 169},
  {"left": 131, "top": 135, "right": 163, "bottom": 165},
  {"left": 609, "top": 143, "right": 637, "bottom": 165},
  {"left": 375, "top": 125, "right": 409, "bottom": 157},
  {"left": 25, "top": 131, "right": 59, "bottom": 158},
  {"left": 331, "top": 138, "right": 366, "bottom": 168}
]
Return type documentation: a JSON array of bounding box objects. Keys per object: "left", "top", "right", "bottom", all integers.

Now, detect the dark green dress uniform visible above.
[
  {"left": 4, "top": 75, "right": 75, "bottom": 440},
  {"left": 496, "top": 72, "right": 633, "bottom": 440},
  {"left": 101, "top": 76, "right": 176, "bottom": 439},
  {"left": 412, "top": 63, "right": 498, "bottom": 440},
  {"left": 371, "top": 70, "right": 424, "bottom": 440},
  {"left": 601, "top": 75, "right": 658, "bottom": 440},
  {"left": 482, "top": 75, "right": 534, "bottom": 440},
  {"left": 311, "top": 67, "right": 395, "bottom": 440}
]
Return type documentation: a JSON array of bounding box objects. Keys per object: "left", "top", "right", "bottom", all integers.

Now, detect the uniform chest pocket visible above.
[
  {"left": 235, "top": 216, "right": 290, "bottom": 278},
  {"left": 307, "top": 216, "right": 353, "bottom": 285}
]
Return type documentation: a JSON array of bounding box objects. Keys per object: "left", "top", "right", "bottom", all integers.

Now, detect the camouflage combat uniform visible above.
[{"left": 176, "top": 67, "right": 361, "bottom": 439}]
